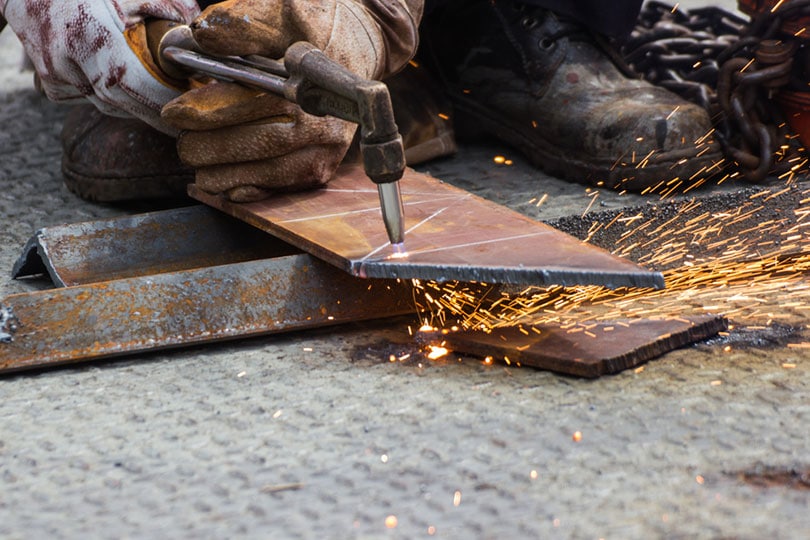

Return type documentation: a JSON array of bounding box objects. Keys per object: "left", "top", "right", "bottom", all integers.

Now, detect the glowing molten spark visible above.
[
  {"left": 427, "top": 345, "right": 449, "bottom": 360},
  {"left": 411, "top": 176, "right": 810, "bottom": 342}
]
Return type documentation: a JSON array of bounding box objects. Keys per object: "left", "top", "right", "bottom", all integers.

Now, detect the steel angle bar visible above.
[
  {"left": 12, "top": 205, "right": 297, "bottom": 287},
  {"left": 0, "top": 254, "right": 414, "bottom": 374},
  {"left": 190, "top": 164, "right": 665, "bottom": 289}
]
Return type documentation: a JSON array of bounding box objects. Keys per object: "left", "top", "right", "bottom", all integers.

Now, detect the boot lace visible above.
[{"left": 510, "top": 2, "right": 639, "bottom": 78}]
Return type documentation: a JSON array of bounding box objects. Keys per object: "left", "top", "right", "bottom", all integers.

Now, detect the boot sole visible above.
[
  {"left": 450, "top": 95, "right": 722, "bottom": 192},
  {"left": 62, "top": 158, "right": 194, "bottom": 203}
]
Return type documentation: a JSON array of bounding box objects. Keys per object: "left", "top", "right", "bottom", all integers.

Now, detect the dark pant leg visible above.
[
  {"left": 425, "top": 0, "right": 643, "bottom": 37},
  {"left": 526, "top": 0, "right": 643, "bottom": 36}
]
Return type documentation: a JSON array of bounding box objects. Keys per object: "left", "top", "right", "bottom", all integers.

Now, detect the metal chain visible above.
[{"left": 622, "top": 0, "right": 810, "bottom": 182}]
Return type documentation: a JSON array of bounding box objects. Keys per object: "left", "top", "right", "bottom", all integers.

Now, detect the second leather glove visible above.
[{"left": 161, "top": 0, "right": 423, "bottom": 201}]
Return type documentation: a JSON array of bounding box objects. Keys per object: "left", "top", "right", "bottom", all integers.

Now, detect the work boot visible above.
[
  {"left": 61, "top": 104, "right": 193, "bottom": 202},
  {"left": 419, "top": 0, "right": 722, "bottom": 192}
]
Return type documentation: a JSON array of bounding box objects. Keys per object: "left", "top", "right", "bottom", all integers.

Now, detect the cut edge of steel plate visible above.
[
  {"left": 354, "top": 261, "right": 665, "bottom": 290},
  {"left": 0, "top": 254, "right": 415, "bottom": 374}
]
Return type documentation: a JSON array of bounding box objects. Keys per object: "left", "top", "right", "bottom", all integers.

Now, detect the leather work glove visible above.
[
  {"left": 0, "top": 0, "right": 199, "bottom": 132},
  {"left": 161, "top": 0, "right": 423, "bottom": 202}
]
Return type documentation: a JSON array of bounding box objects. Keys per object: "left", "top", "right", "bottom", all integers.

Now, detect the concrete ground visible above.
[{"left": 2, "top": 2, "right": 809, "bottom": 538}]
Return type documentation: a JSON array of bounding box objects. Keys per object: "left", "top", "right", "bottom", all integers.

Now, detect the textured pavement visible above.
[{"left": 2, "top": 3, "right": 810, "bottom": 539}]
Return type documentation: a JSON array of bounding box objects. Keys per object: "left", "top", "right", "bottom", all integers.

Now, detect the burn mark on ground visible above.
[
  {"left": 730, "top": 464, "right": 810, "bottom": 490},
  {"left": 703, "top": 323, "right": 800, "bottom": 349},
  {"left": 548, "top": 185, "right": 798, "bottom": 269}
]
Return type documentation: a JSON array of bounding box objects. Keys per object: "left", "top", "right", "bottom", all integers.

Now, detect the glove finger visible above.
[
  {"left": 191, "top": 0, "right": 291, "bottom": 58},
  {"left": 4, "top": 1, "right": 197, "bottom": 135},
  {"left": 194, "top": 144, "right": 348, "bottom": 197},
  {"left": 162, "top": 82, "right": 296, "bottom": 130},
  {"left": 177, "top": 117, "right": 356, "bottom": 167}
]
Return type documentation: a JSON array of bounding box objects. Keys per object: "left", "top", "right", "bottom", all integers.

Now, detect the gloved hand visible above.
[
  {"left": 0, "top": 0, "right": 199, "bottom": 132},
  {"left": 161, "top": 0, "right": 423, "bottom": 202}
]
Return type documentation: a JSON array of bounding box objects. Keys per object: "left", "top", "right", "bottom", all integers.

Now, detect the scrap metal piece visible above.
[
  {"left": 190, "top": 164, "right": 665, "bottom": 289},
  {"left": 12, "top": 206, "right": 295, "bottom": 287},
  {"left": 424, "top": 315, "right": 727, "bottom": 377},
  {"left": 0, "top": 254, "right": 414, "bottom": 374}
]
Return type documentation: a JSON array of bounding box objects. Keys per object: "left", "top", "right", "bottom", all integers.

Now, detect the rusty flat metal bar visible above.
[
  {"left": 12, "top": 205, "right": 296, "bottom": 286},
  {"left": 423, "top": 315, "right": 727, "bottom": 377},
  {"left": 0, "top": 254, "right": 414, "bottom": 374},
  {"left": 189, "top": 164, "right": 664, "bottom": 290}
]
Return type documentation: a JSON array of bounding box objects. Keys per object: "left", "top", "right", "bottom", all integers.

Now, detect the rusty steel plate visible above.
[
  {"left": 0, "top": 254, "right": 414, "bottom": 374},
  {"left": 424, "top": 315, "right": 727, "bottom": 377},
  {"left": 189, "top": 164, "right": 664, "bottom": 289}
]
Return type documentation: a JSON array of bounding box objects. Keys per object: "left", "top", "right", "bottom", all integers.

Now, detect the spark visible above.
[
  {"left": 665, "top": 106, "right": 680, "bottom": 121},
  {"left": 536, "top": 193, "right": 549, "bottom": 207},
  {"left": 426, "top": 345, "right": 449, "bottom": 360},
  {"left": 740, "top": 58, "right": 756, "bottom": 73},
  {"left": 408, "top": 153, "right": 810, "bottom": 352},
  {"left": 582, "top": 190, "right": 599, "bottom": 217}
]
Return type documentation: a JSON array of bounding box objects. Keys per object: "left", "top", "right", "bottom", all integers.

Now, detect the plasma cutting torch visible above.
[{"left": 151, "top": 22, "right": 407, "bottom": 251}]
